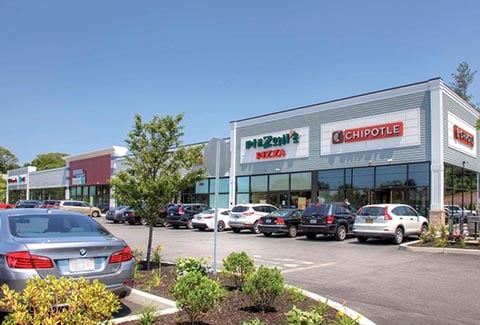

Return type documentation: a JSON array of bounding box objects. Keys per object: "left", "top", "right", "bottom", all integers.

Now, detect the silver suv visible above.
[
  {"left": 229, "top": 203, "right": 279, "bottom": 233},
  {"left": 54, "top": 200, "right": 102, "bottom": 218}
]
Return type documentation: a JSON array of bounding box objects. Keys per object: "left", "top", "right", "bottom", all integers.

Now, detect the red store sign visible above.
[
  {"left": 332, "top": 122, "right": 404, "bottom": 144},
  {"left": 454, "top": 125, "right": 474, "bottom": 147}
]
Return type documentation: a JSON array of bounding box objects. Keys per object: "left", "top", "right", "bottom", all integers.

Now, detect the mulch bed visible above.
[{"left": 124, "top": 264, "right": 340, "bottom": 325}]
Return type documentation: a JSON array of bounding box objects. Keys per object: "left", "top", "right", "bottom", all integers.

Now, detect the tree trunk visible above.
[{"left": 145, "top": 222, "right": 154, "bottom": 270}]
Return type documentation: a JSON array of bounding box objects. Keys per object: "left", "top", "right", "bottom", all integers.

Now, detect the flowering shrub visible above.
[
  {"left": 452, "top": 229, "right": 466, "bottom": 248},
  {"left": 176, "top": 256, "right": 211, "bottom": 277}
]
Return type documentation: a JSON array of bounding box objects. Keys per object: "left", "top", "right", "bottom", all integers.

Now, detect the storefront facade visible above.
[
  {"left": 6, "top": 78, "right": 479, "bottom": 225},
  {"left": 6, "top": 146, "right": 127, "bottom": 208},
  {"left": 229, "top": 78, "right": 479, "bottom": 225}
]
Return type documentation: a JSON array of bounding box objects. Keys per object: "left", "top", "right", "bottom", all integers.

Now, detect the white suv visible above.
[
  {"left": 54, "top": 200, "right": 102, "bottom": 218},
  {"left": 229, "top": 203, "right": 279, "bottom": 233},
  {"left": 353, "top": 203, "right": 429, "bottom": 244}
]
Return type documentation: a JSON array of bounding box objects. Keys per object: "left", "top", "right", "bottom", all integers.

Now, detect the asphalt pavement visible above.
[{"left": 100, "top": 217, "right": 480, "bottom": 325}]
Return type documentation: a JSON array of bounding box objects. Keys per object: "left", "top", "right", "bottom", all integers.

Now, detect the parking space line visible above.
[{"left": 281, "top": 262, "right": 336, "bottom": 274}]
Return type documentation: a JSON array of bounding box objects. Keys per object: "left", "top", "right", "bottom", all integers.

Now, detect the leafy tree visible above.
[
  {"left": 110, "top": 114, "right": 206, "bottom": 266},
  {"left": 27, "top": 152, "right": 68, "bottom": 170},
  {"left": 0, "top": 146, "right": 19, "bottom": 173},
  {"left": 450, "top": 61, "right": 477, "bottom": 106}
]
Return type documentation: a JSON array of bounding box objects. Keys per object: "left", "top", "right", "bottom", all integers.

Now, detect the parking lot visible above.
[{"left": 99, "top": 217, "right": 480, "bottom": 325}]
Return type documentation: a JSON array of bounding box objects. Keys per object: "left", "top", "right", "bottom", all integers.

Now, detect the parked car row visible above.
[
  {"left": 110, "top": 202, "right": 430, "bottom": 245},
  {"left": 1, "top": 200, "right": 105, "bottom": 218}
]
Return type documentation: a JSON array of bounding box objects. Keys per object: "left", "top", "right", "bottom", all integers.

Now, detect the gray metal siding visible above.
[
  {"left": 235, "top": 91, "right": 431, "bottom": 176},
  {"left": 29, "top": 168, "right": 68, "bottom": 189}
]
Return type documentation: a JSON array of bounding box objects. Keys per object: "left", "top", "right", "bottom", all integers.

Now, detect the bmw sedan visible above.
[{"left": 0, "top": 208, "right": 134, "bottom": 298}]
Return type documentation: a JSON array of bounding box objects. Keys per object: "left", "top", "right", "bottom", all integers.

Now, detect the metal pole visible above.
[
  {"left": 213, "top": 141, "right": 220, "bottom": 275},
  {"left": 461, "top": 161, "right": 465, "bottom": 234}
]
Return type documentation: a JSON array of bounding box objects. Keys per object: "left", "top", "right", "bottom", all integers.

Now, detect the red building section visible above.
[{"left": 68, "top": 155, "right": 110, "bottom": 186}]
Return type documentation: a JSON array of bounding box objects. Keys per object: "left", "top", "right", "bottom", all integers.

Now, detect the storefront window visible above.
[
  {"left": 209, "top": 193, "right": 230, "bottom": 209},
  {"left": 408, "top": 163, "right": 429, "bottom": 187},
  {"left": 352, "top": 167, "right": 374, "bottom": 188},
  {"left": 251, "top": 175, "right": 267, "bottom": 192},
  {"left": 236, "top": 177, "right": 250, "bottom": 192},
  {"left": 236, "top": 193, "right": 250, "bottom": 205},
  {"left": 318, "top": 169, "right": 344, "bottom": 190},
  {"left": 376, "top": 165, "right": 407, "bottom": 188},
  {"left": 209, "top": 177, "right": 229, "bottom": 193},
  {"left": 269, "top": 174, "right": 289, "bottom": 191},
  {"left": 195, "top": 179, "right": 209, "bottom": 194},
  {"left": 291, "top": 172, "right": 311, "bottom": 190},
  {"left": 251, "top": 192, "right": 268, "bottom": 204}
]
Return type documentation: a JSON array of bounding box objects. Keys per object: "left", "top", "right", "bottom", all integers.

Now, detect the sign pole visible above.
[{"left": 213, "top": 141, "right": 220, "bottom": 275}]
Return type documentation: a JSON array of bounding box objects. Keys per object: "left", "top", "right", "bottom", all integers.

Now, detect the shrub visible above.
[
  {"left": 0, "top": 275, "right": 121, "bottom": 325},
  {"left": 285, "top": 299, "right": 331, "bottom": 324},
  {"left": 222, "top": 251, "right": 255, "bottom": 289},
  {"left": 285, "top": 305, "right": 325, "bottom": 324},
  {"left": 172, "top": 270, "right": 225, "bottom": 323},
  {"left": 175, "top": 256, "right": 210, "bottom": 277},
  {"left": 419, "top": 225, "right": 436, "bottom": 243},
  {"left": 243, "top": 265, "right": 284, "bottom": 312}
]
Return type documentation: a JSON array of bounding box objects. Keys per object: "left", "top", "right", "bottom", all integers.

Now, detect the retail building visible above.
[{"left": 6, "top": 78, "right": 479, "bottom": 225}]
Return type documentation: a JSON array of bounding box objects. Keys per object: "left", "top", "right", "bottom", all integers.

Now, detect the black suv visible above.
[
  {"left": 166, "top": 204, "right": 210, "bottom": 229},
  {"left": 300, "top": 202, "right": 355, "bottom": 241}
]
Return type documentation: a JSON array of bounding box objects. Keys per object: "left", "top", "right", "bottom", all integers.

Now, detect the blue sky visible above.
[{"left": 1, "top": 1, "right": 479, "bottom": 165}]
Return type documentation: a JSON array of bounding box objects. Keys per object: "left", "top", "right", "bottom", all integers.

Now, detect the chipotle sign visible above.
[
  {"left": 453, "top": 125, "right": 474, "bottom": 148},
  {"left": 332, "top": 121, "right": 404, "bottom": 144}
]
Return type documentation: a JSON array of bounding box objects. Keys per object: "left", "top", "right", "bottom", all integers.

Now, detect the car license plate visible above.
[
  {"left": 266, "top": 219, "right": 272, "bottom": 224},
  {"left": 310, "top": 219, "right": 317, "bottom": 224},
  {"left": 69, "top": 258, "right": 94, "bottom": 272},
  {"left": 366, "top": 218, "right": 373, "bottom": 223}
]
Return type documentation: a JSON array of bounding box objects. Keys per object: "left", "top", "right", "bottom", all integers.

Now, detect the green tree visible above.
[
  {"left": 27, "top": 152, "right": 68, "bottom": 170},
  {"left": 450, "top": 61, "right": 477, "bottom": 106},
  {"left": 0, "top": 146, "right": 19, "bottom": 173},
  {"left": 110, "top": 114, "right": 206, "bottom": 266}
]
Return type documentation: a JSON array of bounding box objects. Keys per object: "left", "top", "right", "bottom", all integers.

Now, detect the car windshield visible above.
[
  {"left": 304, "top": 204, "right": 329, "bottom": 215},
  {"left": 9, "top": 214, "right": 112, "bottom": 238},
  {"left": 232, "top": 206, "right": 249, "bottom": 213},
  {"left": 358, "top": 207, "right": 385, "bottom": 216}
]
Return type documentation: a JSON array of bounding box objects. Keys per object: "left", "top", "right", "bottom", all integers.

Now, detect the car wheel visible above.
[
  {"left": 306, "top": 233, "right": 316, "bottom": 240},
  {"left": 252, "top": 221, "right": 260, "bottom": 234},
  {"left": 263, "top": 232, "right": 272, "bottom": 237},
  {"left": 392, "top": 227, "right": 404, "bottom": 244},
  {"left": 186, "top": 219, "right": 193, "bottom": 229},
  {"left": 217, "top": 221, "right": 226, "bottom": 232},
  {"left": 232, "top": 228, "right": 241, "bottom": 233},
  {"left": 334, "top": 224, "right": 347, "bottom": 241},
  {"left": 287, "top": 225, "right": 298, "bottom": 238},
  {"left": 357, "top": 236, "right": 368, "bottom": 243},
  {"left": 91, "top": 211, "right": 100, "bottom": 218},
  {"left": 421, "top": 223, "right": 428, "bottom": 234}
]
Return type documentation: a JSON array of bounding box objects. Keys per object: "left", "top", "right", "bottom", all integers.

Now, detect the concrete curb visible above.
[
  {"left": 112, "top": 285, "right": 375, "bottom": 324},
  {"left": 111, "top": 288, "right": 178, "bottom": 324},
  {"left": 400, "top": 240, "right": 480, "bottom": 255},
  {"left": 285, "top": 285, "right": 376, "bottom": 325}
]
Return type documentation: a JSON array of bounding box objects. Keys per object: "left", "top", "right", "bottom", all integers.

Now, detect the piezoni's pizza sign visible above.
[
  {"left": 240, "top": 127, "right": 310, "bottom": 163},
  {"left": 245, "top": 130, "right": 300, "bottom": 160},
  {"left": 332, "top": 121, "right": 404, "bottom": 144}
]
